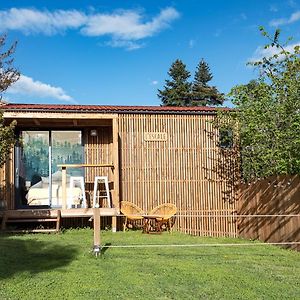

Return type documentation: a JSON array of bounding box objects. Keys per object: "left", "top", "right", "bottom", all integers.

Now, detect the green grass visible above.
[{"left": 0, "top": 229, "right": 299, "bottom": 300}]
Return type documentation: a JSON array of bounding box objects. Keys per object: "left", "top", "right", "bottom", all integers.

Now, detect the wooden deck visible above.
[
  {"left": 0, "top": 208, "right": 119, "bottom": 233},
  {"left": 0, "top": 208, "right": 118, "bottom": 219}
]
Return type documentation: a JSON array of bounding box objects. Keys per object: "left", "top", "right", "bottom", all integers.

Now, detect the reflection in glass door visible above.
[
  {"left": 17, "top": 131, "right": 50, "bottom": 206},
  {"left": 51, "top": 131, "right": 83, "bottom": 207},
  {"left": 15, "top": 130, "right": 83, "bottom": 208}
]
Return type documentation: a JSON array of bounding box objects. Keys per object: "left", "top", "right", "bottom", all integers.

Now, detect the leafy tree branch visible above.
[
  {"left": 213, "top": 28, "right": 300, "bottom": 181},
  {"left": 0, "top": 35, "right": 19, "bottom": 168}
]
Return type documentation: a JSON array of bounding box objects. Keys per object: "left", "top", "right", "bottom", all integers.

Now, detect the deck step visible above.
[
  {"left": 1, "top": 210, "right": 61, "bottom": 233},
  {"left": 5, "top": 229, "right": 58, "bottom": 233},
  {"left": 6, "top": 218, "right": 58, "bottom": 223}
]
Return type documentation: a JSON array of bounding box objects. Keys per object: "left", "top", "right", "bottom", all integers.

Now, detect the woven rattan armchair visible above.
[
  {"left": 148, "top": 203, "right": 177, "bottom": 232},
  {"left": 120, "top": 201, "right": 145, "bottom": 231}
]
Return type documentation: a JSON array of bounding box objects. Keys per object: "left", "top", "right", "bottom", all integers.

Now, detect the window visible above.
[
  {"left": 219, "top": 128, "right": 233, "bottom": 148},
  {"left": 15, "top": 130, "right": 83, "bottom": 208}
]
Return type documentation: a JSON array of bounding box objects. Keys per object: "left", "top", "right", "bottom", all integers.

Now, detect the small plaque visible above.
[{"left": 144, "top": 132, "right": 167, "bottom": 142}]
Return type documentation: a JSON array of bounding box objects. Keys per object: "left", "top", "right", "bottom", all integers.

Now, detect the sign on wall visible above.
[{"left": 144, "top": 132, "right": 167, "bottom": 142}]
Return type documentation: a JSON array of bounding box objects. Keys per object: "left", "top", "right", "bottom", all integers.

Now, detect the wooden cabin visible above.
[{"left": 0, "top": 103, "right": 238, "bottom": 236}]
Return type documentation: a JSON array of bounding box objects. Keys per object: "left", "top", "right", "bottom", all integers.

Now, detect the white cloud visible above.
[
  {"left": 249, "top": 41, "right": 300, "bottom": 62},
  {"left": 240, "top": 13, "right": 247, "bottom": 20},
  {"left": 288, "top": 0, "right": 297, "bottom": 8},
  {"left": 269, "top": 10, "right": 300, "bottom": 26},
  {"left": 269, "top": 5, "right": 278, "bottom": 12},
  {"left": 0, "top": 7, "right": 180, "bottom": 49},
  {"left": 151, "top": 80, "right": 158, "bottom": 85},
  {"left": 81, "top": 7, "right": 179, "bottom": 40},
  {"left": 105, "top": 39, "right": 144, "bottom": 51},
  {"left": 0, "top": 96, "right": 10, "bottom": 103},
  {"left": 189, "top": 39, "right": 196, "bottom": 48},
  {"left": 214, "top": 29, "right": 223, "bottom": 38},
  {"left": 0, "top": 8, "right": 87, "bottom": 35},
  {"left": 290, "top": 11, "right": 300, "bottom": 22},
  {"left": 7, "top": 74, "right": 76, "bottom": 103}
]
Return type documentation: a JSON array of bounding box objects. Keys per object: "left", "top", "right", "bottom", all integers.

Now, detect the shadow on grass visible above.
[
  {"left": 100, "top": 243, "right": 112, "bottom": 255},
  {"left": 0, "top": 234, "right": 78, "bottom": 280}
]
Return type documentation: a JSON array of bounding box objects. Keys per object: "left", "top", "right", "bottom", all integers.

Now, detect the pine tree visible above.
[
  {"left": 191, "top": 59, "right": 224, "bottom": 106},
  {"left": 158, "top": 59, "right": 191, "bottom": 106}
]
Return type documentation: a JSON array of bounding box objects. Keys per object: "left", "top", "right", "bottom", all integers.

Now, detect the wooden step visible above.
[
  {"left": 1, "top": 210, "right": 61, "bottom": 233},
  {"left": 5, "top": 229, "right": 58, "bottom": 233},
  {"left": 6, "top": 218, "right": 58, "bottom": 223}
]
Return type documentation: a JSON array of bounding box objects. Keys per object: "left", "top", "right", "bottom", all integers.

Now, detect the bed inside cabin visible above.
[
  {"left": 16, "top": 130, "right": 84, "bottom": 208},
  {"left": 26, "top": 171, "right": 83, "bottom": 206}
]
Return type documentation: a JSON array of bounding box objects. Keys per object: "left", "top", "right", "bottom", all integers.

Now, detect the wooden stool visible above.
[
  {"left": 68, "top": 176, "right": 86, "bottom": 208},
  {"left": 93, "top": 176, "right": 111, "bottom": 208}
]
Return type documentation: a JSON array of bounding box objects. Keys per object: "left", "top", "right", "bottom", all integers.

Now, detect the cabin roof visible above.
[{"left": 2, "top": 103, "right": 230, "bottom": 115}]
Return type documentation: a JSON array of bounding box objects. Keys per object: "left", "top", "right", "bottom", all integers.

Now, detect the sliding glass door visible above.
[
  {"left": 15, "top": 130, "right": 83, "bottom": 208},
  {"left": 16, "top": 131, "right": 50, "bottom": 207},
  {"left": 50, "top": 131, "right": 83, "bottom": 207}
]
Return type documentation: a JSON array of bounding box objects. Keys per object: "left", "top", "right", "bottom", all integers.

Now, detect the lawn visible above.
[{"left": 0, "top": 229, "right": 299, "bottom": 300}]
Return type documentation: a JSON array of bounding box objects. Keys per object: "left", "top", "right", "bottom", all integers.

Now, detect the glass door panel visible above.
[
  {"left": 17, "top": 131, "right": 50, "bottom": 206},
  {"left": 15, "top": 130, "right": 84, "bottom": 208},
  {"left": 51, "top": 131, "right": 83, "bottom": 207}
]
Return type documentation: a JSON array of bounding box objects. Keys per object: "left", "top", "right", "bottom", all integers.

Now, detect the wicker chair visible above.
[
  {"left": 148, "top": 203, "right": 177, "bottom": 232},
  {"left": 120, "top": 201, "right": 145, "bottom": 231}
]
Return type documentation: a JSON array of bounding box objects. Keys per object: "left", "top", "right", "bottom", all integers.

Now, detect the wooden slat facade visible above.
[
  {"left": 118, "top": 113, "right": 238, "bottom": 237},
  {"left": 0, "top": 109, "right": 239, "bottom": 237},
  {"left": 0, "top": 151, "right": 14, "bottom": 210},
  {"left": 83, "top": 127, "right": 114, "bottom": 208}
]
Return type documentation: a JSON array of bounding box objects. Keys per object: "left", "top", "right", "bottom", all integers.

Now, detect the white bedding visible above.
[{"left": 26, "top": 182, "right": 82, "bottom": 206}]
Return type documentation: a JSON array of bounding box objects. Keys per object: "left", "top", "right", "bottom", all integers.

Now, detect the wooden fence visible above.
[{"left": 238, "top": 175, "right": 300, "bottom": 250}]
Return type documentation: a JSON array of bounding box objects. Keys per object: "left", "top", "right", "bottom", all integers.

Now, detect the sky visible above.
[{"left": 1, "top": 0, "right": 300, "bottom": 107}]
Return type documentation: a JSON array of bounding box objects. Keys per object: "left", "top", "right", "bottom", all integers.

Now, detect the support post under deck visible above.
[{"left": 93, "top": 208, "right": 101, "bottom": 256}]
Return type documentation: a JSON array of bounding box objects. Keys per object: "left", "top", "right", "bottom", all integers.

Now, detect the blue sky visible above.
[{"left": 1, "top": 0, "right": 300, "bottom": 106}]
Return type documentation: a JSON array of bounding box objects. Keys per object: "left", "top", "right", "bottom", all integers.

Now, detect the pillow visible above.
[
  {"left": 31, "top": 180, "right": 43, "bottom": 188},
  {"left": 52, "top": 171, "right": 62, "bottom": 182}
]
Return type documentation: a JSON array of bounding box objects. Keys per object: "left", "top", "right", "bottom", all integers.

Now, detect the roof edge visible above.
[{"left": 2, "top": 103, "right": 231, "bottom": 115}]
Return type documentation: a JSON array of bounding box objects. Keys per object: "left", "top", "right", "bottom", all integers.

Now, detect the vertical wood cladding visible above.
[
  {"left": 118, "top": 113, "right": 238, "bottom": 237},
  {"left": 84, "top": 127, "right": 114, "bottom": 207},
  {"left": 0, "top": 150, "right": 14, "bottom": 210},
  {"left": 0, "top": 114, "right": 239, "bottom": 237}
]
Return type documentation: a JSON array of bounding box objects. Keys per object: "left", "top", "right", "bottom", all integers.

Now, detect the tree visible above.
[
  {"left": 213, "top": 28, "right": 300, "bottom": 181},
  {"left": 0, "top": 35, "right": 19, "bottom": 168},
  {"left": 158, "top": 59, "right": 191, "bottom": 106},
  {"left": 158, "top": 58, "right": 223, "bottom": 107},
  {"left": 0, "top": 35, "right": 19, "bottom": 98},
  {"left": 191, "top": 59, "right": 224, "bottom": 106}
]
